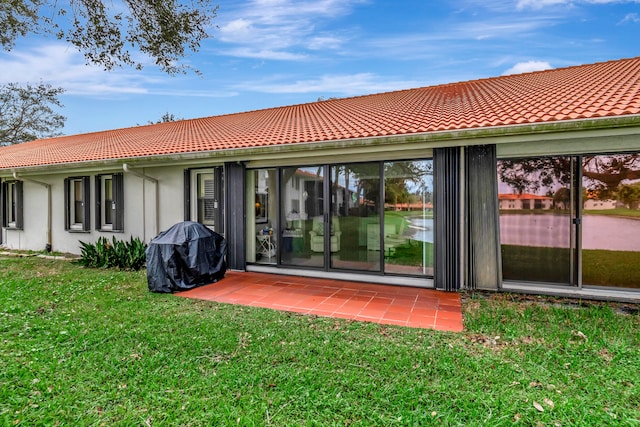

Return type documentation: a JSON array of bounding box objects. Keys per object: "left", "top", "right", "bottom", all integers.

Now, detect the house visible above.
[
  {"left": 1, "top": 57, "right": 640, "bottom": 301},
  {"left": 498, "top": 193, "right": 553, "bottom": 210},
  {"left": 583, "top": 198, "right": 618, "bottom": 210}
]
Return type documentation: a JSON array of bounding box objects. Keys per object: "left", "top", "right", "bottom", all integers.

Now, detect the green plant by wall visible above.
[{"left": 76, "top": 236, "right": 147, "bottom": 270}]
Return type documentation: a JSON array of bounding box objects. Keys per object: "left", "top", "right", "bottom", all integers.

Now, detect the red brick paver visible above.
[{"left": 177, "top": 271, "right": 463, "bottom": 332}]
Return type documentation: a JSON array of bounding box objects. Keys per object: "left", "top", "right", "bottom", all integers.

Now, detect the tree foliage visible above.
[
  {"left": 617, "top": 183, "right": 640, "bottom": 209},
  {"left": 148, "top": 112, "right": 182, "bottom": 124},
  {"left": 0, "top": 82, "right": 65, "bottom": 145},
  {"left": 1, "top": 0, "right": 218, "bottom": 74},
  {"left": 498, "top": 154, "right": 640, "bottom": 195}
]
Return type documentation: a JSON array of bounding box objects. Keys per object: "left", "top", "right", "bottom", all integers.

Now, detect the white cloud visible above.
[
  {"left": 502, "top": 60, "right": 553, "bottom": 75},
  {"left": 218, "top": 47, "right": 307, "bottom": 61},
  {"left": 516, "top": 0, "right": 640, "bottom": 9},
  {"left": 0, "top": 43, "right": 157, "bottom": 96},
  {"left": 0, "top": 42, "right": 243, "bottom": 99},
  {"left": 620, "top": 12, "right": 640, "bottom": 23},
  {"left": 215, "top": 0, "right": 364, "bottom": 60},
  {"left": 516, "top": 0, "right": 569, "bottom": 10},
  {"left": 234, "top": 73, "right": 422, "bottom": 96},
  {"left": 307, "top": 36, "right": 345, "bottom": 51}
]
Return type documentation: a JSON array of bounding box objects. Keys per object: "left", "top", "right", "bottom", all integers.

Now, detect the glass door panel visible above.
[
  {"left": 581, "top": 153, "right": 640, "bottom": 288},
  {"left": 497, "top": 156, "right": 574, "bottom": 284},
  {"left": 281, "top": 166, "right": 325, "bottom": 268},
  {"left": 250, "top": 168, "right": 277, "bottom": 265},
  {"left": 384, "top": 160, "right": 434, "bottom": 276},
  {"left": 330, "top": 163, "right": 381, "bottom": 272}
]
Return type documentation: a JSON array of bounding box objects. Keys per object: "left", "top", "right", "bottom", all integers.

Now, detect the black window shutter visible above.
[
  {"left": 63, "top": 178, "right": 70, "bottom": 230},
  {"left": 95, "top": 176, "right": 102, "bottom": 230},
  {"left": 82, "top": 176, "right": 91, "bottom": 231},
  {"left": 184, "top": 169, "right": 191, "bottom": 221},
  {"left": 113, "top": 173, "right": 124, "bottom": 232},
  {"left": 15, "top": 181, "right": 23, "bottom": 230}
]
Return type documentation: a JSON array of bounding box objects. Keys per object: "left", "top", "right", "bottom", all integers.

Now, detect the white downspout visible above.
[
  {"left": 122, "top": 164, "right": 159, "bottom": 240},
  {"left": 12, "top": 171, "right": 52, "bottom": 252}
]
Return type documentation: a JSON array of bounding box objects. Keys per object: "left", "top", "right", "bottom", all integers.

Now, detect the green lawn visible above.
[
  {"left": 584, "top": 208, "right": 640, "bottom": 218},
  {"left": 1, "top": 257, "right": 638, "bottom": 426},
  {"left": 502, "top": 245, "right": 640, "bottom": 288}
]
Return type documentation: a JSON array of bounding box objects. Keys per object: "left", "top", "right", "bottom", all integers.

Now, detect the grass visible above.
[
  {"left": 1, "top": 257, "right": 639, "bottom": 426},
  {"left": 502, "top": 245, "right": 640, "bottom": 288},
  {"left": 584, "top": 208, "right": 640, "bottom": 219}
]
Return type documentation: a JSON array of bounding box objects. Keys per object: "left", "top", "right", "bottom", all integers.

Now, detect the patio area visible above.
[{"left": 176, "top": 271, "right": 463, "bottom": 332}]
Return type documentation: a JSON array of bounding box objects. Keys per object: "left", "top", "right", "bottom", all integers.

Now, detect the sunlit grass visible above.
[{"left": 1, "top": 257, "right": 638, "bottom": 425}]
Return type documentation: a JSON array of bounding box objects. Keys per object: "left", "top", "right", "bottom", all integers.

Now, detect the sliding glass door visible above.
[
  {"left": 248, "top": 159, "right": 435, "bottom": 278},
  {"left": 498, "top": 152, "right": 640, "bottom": 289},
  {"left": 581, "top": 153, "right": 640, "bottom": 288},
  {"left": 330, "top": 162, "right": 381, "bottom": 272},
  {"left": 497, "top": 156, "right": 575, "bottom": 284},
  {"left": 383, "top": 160, "right": 434, "bottom": 276},
  {"left": 280, "top": 166, "right": 325, "bottom": 268}
]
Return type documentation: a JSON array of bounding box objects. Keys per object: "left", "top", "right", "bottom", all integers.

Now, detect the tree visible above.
[
  {"left": 147, "top": 112, "right": 182, "bottom": 124},
  {"left": 582, "top": 154, "right": 640, "bottom": 191},
  {"left": 617, "top": 183, "right": 640, "bottom": 209},
  {"left": 553, "top": 187, "right": 571, "bottom": 210},
  {"left": 498, "top": 155, "right": 640, "bottom": 195},
  {"left": 1, "top": 0, "right": 218, "bottom": 74},
  {"left": 0, "top": 82, "right": 65, "bottom": 145}
]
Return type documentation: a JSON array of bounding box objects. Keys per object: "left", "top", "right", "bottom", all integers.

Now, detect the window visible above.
[
  {"left": 64, "top": 176, "right": 90, "bottom": 231},
  {"left": 498, "top": 153, "right": 640, "bottom": 289},
  {"left": 248, "top": 160, "right": 434, "bottom": 277},
  {"left": 95, "top": 174, "right": 124, "bottom": 232},
  {"left": 185, "top": 168, "right": 224, "bottom": 234},
  {"left": 497, "top": 157, "right": 573, "bottom": 284},
  {"left": 1, "top": 180, "right": 23, "bottom": 229},
  {"left": 383, "top": 160, "right": 434, "bottom": 276}
]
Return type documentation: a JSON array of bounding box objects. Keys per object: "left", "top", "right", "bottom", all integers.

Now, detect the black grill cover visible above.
[{"left": 146, "top": 221, "right": 227, "bottom": 293}]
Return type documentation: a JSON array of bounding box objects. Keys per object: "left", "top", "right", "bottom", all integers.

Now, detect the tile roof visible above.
[
  {"left": 498, "top": 193, "right": 553, "bottom": 200},
  {"left": 2, "top": 57, "right": 640, "bottom": 169}
]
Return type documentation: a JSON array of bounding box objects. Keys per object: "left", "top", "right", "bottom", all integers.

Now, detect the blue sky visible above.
[{"left": 1, "top": 0, "right": 639, "bottom": 136}]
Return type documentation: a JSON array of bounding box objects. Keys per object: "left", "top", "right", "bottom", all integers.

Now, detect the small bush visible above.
[{"left": 77, "top": 236, "right": 147, "bottom": 270}]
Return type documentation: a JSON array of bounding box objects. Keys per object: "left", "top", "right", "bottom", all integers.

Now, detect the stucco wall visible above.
[{"left": 2, "top": 165, "right": 188, "bottom": 255}]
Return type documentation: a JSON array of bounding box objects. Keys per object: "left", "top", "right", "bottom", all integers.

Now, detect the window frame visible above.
[
  {"left": 95, "top": 173, "right": 124, "bottom": 232},
  {"left": 64, "top": 176, "right": 91, "bottom": 232},
  {"left": 184, "top": 167, "right": 224, "bottom": 234},
  {"left": 1, "top": 180, "right": 23, "bottom": 230}
]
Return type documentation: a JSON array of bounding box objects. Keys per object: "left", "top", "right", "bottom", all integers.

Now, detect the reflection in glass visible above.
[
  {"left": 251, "top": 168, "right": 277, "bottom": 265},
  {"left": 330, "top": 163, "right": 381, "bottom": 271},
  {"left": 103, "top": 177, "right": 113, "bottom": 226},
  {"left": 497, "top": 157, "right": 573, "bottom": 284},
  {"left": 196, "top": 172, "right": 215, "bottom": 225},
  {"left": 281, "top": 166, "right": 325, "bottom": 268},
  {"left": 582, "top": 153, "right": 640, "bottom": 288},
  {"left": 73, "top": 180, "right": 84, "bottom": 225},
  {"left": 384, "top": 160, "right": 434, "bottom": 276}
]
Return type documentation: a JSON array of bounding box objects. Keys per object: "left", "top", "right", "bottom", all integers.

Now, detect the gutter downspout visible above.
[
  {"left": 122, "top": 164, "right": 159, "bottom": 240},
  {"left": 12, "top": 171, "right": 52, "bottom": 252}
]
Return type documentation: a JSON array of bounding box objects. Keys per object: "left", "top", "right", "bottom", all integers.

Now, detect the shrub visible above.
[{"left": 77, "top": 236, "right": 147, "bottom": 270}]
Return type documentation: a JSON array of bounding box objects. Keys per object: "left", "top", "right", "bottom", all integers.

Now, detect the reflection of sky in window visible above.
[
  {"left": 293, "top": 162, "right": 435, "bottom": 193},
  {"left": 333, "top": 161, "right": 433, "bottom": 194},
  {"left": 497, "top": 154, "right": 640, "bottom": 195},
  {"left": 405, "top": 176, "right": 433, "bottom": 194},
  {"left": 497, "top": 160, "right": 568, "bottom": 195}
]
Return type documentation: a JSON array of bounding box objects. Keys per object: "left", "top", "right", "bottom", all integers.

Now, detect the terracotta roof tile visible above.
[{"left": 2, "top": 57, "right": 640, "bottom": 169}]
